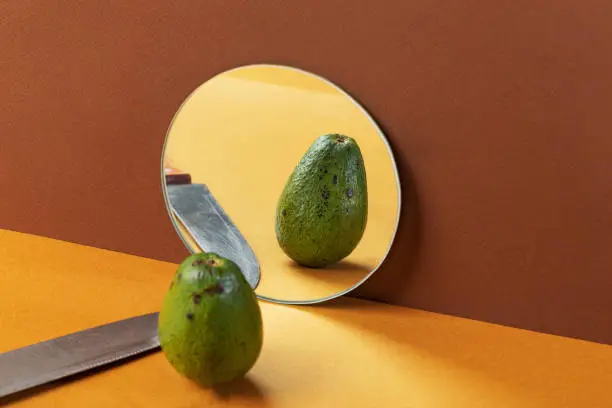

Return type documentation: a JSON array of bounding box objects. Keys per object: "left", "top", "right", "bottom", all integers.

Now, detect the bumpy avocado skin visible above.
[
  {"left": 158, "top": 252, "right": 263, "bottom": 387},
  {"left": 275, "top": 134, "right": 368, "bottom": 268}
]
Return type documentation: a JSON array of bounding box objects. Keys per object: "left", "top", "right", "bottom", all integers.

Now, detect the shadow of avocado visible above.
[
  {"left": 290, "top": 259, "right": 371, "bottom": 272},
  {"left": 211, "top": 375, "right": 268, "bottom": 404},
  {"left": 287, "top": 258, "right": 370, "bottom": 283}
]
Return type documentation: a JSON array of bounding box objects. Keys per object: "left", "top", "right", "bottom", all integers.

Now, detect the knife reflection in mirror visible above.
[{"left": 163, "top": 165, "right": 261, "bottom": 290}]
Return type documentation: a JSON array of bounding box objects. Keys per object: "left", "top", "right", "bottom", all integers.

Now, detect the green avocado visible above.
[
  {"left": 158, "top": 252, "right": 263, "bottom": 387},
  {"left": 275, "top": 133, "right": 368, "bottom": 268}
]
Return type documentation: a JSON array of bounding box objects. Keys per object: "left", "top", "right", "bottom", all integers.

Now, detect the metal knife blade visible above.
[
  {"left": 0, "top": 313, "right": 160, "bottom": 399},
  {"left": 164, "top": 168, "right": 260, "bottom": 290}
]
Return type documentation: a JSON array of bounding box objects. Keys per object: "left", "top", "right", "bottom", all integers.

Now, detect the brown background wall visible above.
[{"left": 1, "top": 1, "right": 611, "bottom": 345}]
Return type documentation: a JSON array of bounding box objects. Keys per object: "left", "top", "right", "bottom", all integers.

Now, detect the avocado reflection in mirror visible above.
[
  {"left": 276, "top": 134, "right": 368, "bottom": 268},
  {"left": 161, "top": 64, "right": 400, "bottom": 304}
]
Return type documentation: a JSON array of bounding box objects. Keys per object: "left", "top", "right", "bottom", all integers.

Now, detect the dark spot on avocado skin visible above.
[
  {"left": 192, "top": 293, "right": 202, "bottom": 304},
  {"left": 192, "top": 259, "right": 203, "bottom": 267},
  {"left": 177, "top": 273, "right": 182, "bottom": 281},
  {"left": 333, "top": 175, "right": 338, "bottom": 184},
  {"left": 346, "top": 188, "right": 353, "bottom": 198},
  {"left": 203, "top": 282, "right": 224, "bottom": 295},
  {"left": 321, "top": 185, "right": 331, "bottom": 201},
  {"left": 316, "top": 204, "right": 325, "bottom": 218},
  {"left": 282, "top": 209, "right": 287, "bottom": 216},
  {"left": 186, "top": 312, "right": 194, "bottom": 321},
  {"left": 345, "top": 207, "right": 350, "bottom": 214}
]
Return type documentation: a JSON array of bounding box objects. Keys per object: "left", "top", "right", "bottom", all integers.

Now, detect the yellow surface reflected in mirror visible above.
[{"left": 161, "top": 64, "right": 401, "bottom": 304}]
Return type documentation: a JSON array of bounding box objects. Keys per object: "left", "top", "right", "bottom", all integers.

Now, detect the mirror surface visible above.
[{"left": 161, "top": 64, "right": 401, "bottom": 304}]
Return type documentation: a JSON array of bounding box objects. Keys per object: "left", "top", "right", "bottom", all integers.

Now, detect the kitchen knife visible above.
[
  {"left": 164, "top": 166, "right": 260, "bottom": 289},
  {"left": 0, "top": 313, "right": 160, "bottom": 399}
]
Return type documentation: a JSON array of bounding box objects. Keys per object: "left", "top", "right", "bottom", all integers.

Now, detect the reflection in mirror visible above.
[{"left": 161, "top": 64, "right": 401, "bottom": 304}]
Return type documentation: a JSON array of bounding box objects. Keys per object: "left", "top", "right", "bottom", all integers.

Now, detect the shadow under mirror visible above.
[{"left": 161, "top": 64, "right": 401, "bottom": 304}]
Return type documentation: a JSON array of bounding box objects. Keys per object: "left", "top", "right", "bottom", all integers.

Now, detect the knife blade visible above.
[
  {"left": 164, "top": 166, "right": 260, "bottom": 290},
  {"left": 0, "top": 313, "right": 160, "bottom": 399}
]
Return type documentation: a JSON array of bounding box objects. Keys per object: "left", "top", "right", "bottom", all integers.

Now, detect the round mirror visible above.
[{"left": 161, "top": 64, "right": 401, "bottom": 304}]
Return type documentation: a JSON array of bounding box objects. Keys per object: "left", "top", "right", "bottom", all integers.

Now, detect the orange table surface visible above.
[{"left": 1, "top": 229, "right": 611, "bottom": 408}]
